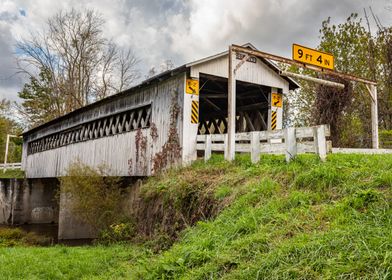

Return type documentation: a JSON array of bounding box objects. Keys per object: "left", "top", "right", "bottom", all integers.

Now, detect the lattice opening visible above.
[{"left": 28, "top": 104, "right": 152, "bottom": 155}]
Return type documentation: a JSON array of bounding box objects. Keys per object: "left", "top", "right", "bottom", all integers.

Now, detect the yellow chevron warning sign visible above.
[
  {"left": 191, "top": 100, "right": 199, "bottom": 124},
  {"left": 271, "top": 111, "right": 277, "bottom": 130},
  {"left": 186, "top": 79, "right": 199, "bottom": 95},
  {"left": 271, "top": 93, "right": 282, "bottom": 108}
]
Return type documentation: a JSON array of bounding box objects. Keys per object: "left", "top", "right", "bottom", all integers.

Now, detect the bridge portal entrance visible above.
[{"left": 198, "top": 73, "right": 275, "bottom": 135}]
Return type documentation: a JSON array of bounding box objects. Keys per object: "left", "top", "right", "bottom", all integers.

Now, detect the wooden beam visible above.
[
  {"left": 237, "top": 102, "right": 269, "bottom": 112},
  {"left": 244, "top": 112, "right": 255, "bottom": 131},
  {"left": 370, "top": 85, "right": 379, "bottom": 149},
  {"left": 226, "top": 45, "right": 236, "bottom": 161},
  {"left": 204, "top": 98, "right": 223, "bottom": 112},
  {"left": 234, "top": 53, "right": 250, "bottom": 74},
  {"left": 231, "top": 44, "right": 377, "bottom": 85},
  {"left": 280, "top": 71, "right": 345, "bottom": 89},
  {"left": 200, "top": 92, "right": 227, "bottom": 99},
  {"left": 257, "top": 111, "right": 268, "bottom": 130}
]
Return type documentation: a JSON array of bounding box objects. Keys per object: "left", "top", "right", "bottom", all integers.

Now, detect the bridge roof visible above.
[{"left": 23, "top": 43, "right": 299, "bottom": 136}]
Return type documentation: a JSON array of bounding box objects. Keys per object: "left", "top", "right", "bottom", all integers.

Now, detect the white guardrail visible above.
[
  {"left": 0, "top": 162, "right": 22, "bottom": 171},
  {"left": 196, "top": 125, "right": 331, "bottom": 163}
]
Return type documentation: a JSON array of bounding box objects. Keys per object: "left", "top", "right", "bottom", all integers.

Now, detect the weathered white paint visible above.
[
  {"left": 269, "top": 87, "right": 283, "bottom": 144},
  {"left": 190, "top": 54, "right": 290, "bottom": 94},
  {"left": 226, "top": 46, "right": 236, "bottom": 161},
  {"left": 332, "top": 148, "right": 392, "bottom": 154},
  {"left": 181, "top": 75, "right": 199, "bottom": 165},
  {"left": 370, "top": 85, "right": 379, "bottom": 149},
  {"left": 23, "top": 74, "right": 185, "bottom": 178},
  {"left": 250, "top": 131, "right": 260, "bottom": 163},
  {"left": 204, "top": 135, "right": 212, "bottom": 162},
  {"left": 315, "top": 125, "right": 327, "bottom": 162},
  {"left": 197, "top": 125, "right": 330, "bottom": 161},
  {"left": 285, "top": 127, "right": 297, "bottom": 162},
  {"left": 21, "top": 44, "right": 299, "bottom": 178}
]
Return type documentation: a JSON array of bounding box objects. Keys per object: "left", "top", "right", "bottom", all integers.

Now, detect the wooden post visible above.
[
  {"left": 251, "top": 132, "right": 260, "bottom": 164},
  {"left": 370, "top": 85, "right": 379, "bottom": 149},
  {"left": 316, "top": 125, "right": 327, "bottom": 162},
  {"left": 285, "top": 127, "right": 297, "bottom": 162},
  {"left": 205, "top": 134, "right": 212, "bottom": 162},
  {"left": 3, "top": 134, "right": 10, "bottom": 173},
  {"left": 224, "top": 134, "right": 229, "bottom": 159},
  {"left": 226, "top": 45, "right": 236, "bottom": 161}
]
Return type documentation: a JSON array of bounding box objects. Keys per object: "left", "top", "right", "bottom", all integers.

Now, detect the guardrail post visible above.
[
  {"left": 285, "top": 127, "right": 297, "bottom": 162},
  {"left": 224, "top": 134, "right": 229, "bottom": 159},
  {"left": 316, "top": 125, "right": 327, "bottom": 162},
  {"left": 251, "top": 132, "right": 260, "bottom": 163},
  {"left": 205, "top": 135, "right": 212, "bottom": 162}
]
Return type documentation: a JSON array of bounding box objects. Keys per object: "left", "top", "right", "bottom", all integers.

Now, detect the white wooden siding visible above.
[
  {"left": 23, "top": 74, "right": 185, "bottom": 178},
  {"left": 190, "top": 54, "right": 290, "bottom": 93}
]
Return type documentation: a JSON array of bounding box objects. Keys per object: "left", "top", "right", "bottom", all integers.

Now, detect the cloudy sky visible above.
[{"left": 0, "top": 0, "right": 391, "bottom": 102}]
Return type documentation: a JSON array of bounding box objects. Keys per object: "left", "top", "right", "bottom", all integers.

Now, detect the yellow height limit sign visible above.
[{"left": 292, "top": 44, "right": 334, "bottom": 70}]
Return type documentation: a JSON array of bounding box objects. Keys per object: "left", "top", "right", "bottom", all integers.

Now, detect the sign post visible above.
[
  {"left": 226, "top": 45, "right": 236, "bottom": 161},
  {"left": 230, "top": 44, "right": 379, "bottom": 151}
]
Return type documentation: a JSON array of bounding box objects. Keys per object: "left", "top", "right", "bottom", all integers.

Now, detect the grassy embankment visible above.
[
  {"left": 0, "top": 154, "right": 391, "bottom": 279},
  {"left": 0, "top": 169, "right": 24, "bottom": 179}
]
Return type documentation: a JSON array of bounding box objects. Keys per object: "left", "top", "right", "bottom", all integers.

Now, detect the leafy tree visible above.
[
  {"left": 17, "top": 8, "right": 140, "bottom": 128},
  {"left": 374, "top": 27, "right": 392, "bottom": 129},
  {"left": 17, "top": 67, "right": 62, "bottom": 126},
  {"left": 317, "top": 14, "right": 372, "bottom": 147},
  {"left": 0, "top": 100, "right": 22, "bottom": 163},
  {"left": 287, "top": 13, "right": 392, "bottom": 147}
]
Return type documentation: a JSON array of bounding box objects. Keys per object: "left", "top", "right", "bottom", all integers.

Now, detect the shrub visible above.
[
  {"left": 99, "top": 221, "right": 135, "bottom": 243},
  {"left": 60, "top": 161, "right": 129, "bottom": 237},
  {"left": 0, "top": 228, "right": 51, "bottom": 247}
]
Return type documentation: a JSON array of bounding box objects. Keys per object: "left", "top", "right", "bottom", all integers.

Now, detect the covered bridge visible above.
[{"left": 21, "top": 43, "right": 299, "bottom": 178}]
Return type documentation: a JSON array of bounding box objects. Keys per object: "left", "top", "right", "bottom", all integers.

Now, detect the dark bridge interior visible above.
[{"left": 198, "top": 73, "right": 273, "bottom": 134}]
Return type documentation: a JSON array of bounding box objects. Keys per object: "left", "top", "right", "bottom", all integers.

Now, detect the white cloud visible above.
[{"left": 0, "top": 0, "right": 391, "bottom": 102}]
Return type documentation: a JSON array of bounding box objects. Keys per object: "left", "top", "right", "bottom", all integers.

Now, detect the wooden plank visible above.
[
  {"left": 285, "top": 127, "right": 297, "bottom": 162},
  {"left": 226, "top": 46, "right": 236, "bottom": 161},
  {"left": 296, "top": 127, "right": 315, "bottom": 138},
  {"left": 224, "top": 134, "right": 229, "bottom": 158},
  {"left": 265, "top": 130, "right": 285, "bottom": 139},
  {"left": 257, "top": 111, "right": 268, "bottom": 130},
  {"left": 205, "top": 135, "right": 212, "bottom": 162},
  {"left": 296, "top": 125, "right": 330, "bottom": 138},
  {"left": 260, "top": 143, "right": 286, "bottom": 154},
  {"left": 251, "top": 132, "right": 260, "bottom": 163},
  {"left": 316, "top": 125, "right": 327, "bottom": 162},
  {"left": 370, "top": 85, "right": 379, "bottom": 149},
  {"left": 204, "top": 98, "right": 222, "bottom": 112},
  {"left": 211, "top": 134, "right": 226, "bottom": 142},
  {"left": 297, "top": 142, "right": 316, "bottom": 153},
  {"left": 332, "top": 148, "right": 392, "bottom": 154},
  {"left": 235, "top": 132, "right": 251, "bottom": 141},
  {"left": 196, "top": 143, "right": 205, "bottom": 150},
  {"left": 244, "top": 112, "right": 255, "bottom": 131},
  {"left": 236, "top": 144, "right": 251, "bottom": 152}
]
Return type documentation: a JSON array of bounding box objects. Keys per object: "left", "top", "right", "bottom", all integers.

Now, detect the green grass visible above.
[
  {"left": 1, "top": 154, "right": 391, "bottom": 279},
  {"left": 0, "top": 169, "right": 24, "bottom": 179},
  {"left": 130, "top": 154, "right": 392, "bottom": 279},
  {"left": 0, "top": 244, "right": 148, "bottom": 280}
]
